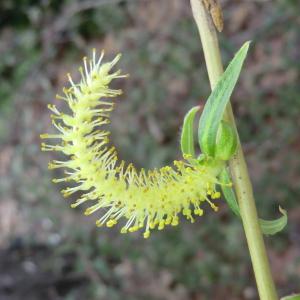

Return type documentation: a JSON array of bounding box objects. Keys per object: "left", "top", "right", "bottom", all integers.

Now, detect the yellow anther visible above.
[
  {"left": 84, "top": 208, "right": 91, "bottom": 215},
  {"left": 95, "top": 220, "right": 103, "bottom": 227},
  {"left": 129, "top": 226, "right": 138, "bottom": 232},
  {"left": 120, "top": 228, "right": 127, "bottom": 234},
  {"left": 212, "top": 191, "right": 221, "bottom": 199},
  {"left": 107, "top": 220, "right": 116, "bottom": 227},
  {"left": 211, "top": 204, "right": 219, "bottom": 212},
  {"left": 171, "top": 217, "right": 179, "bottom": 226},
  {"left": 165, "top": 216, "right": 172, "bottom": 225},
  {"left": 183, "top": 153, "right": 192, "bottom": 160},
  {"left": 158, "top": 220, "right": 165, "bottom": 230},
  {"left": 149, "top": 222, "right": 155, "bottom": 229}
]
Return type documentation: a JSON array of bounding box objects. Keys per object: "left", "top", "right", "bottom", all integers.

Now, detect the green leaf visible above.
[
  {"left": 281, "top": 294, "right": 300, "bottom": 300},
  {"left": 219, "top": 168, "right": 240, "bottom": 217},
  {"left": 198, "top": 41, "right": 250, "bottom": 157},
  {"left": 180, "top": 106, "right": 200, "bottom": 158},
  {"left": 220, "top": 168, "right": 288, "bottom": 235},
  {"left": 259, "top": 207, "right": 288, "bottom": 236}
]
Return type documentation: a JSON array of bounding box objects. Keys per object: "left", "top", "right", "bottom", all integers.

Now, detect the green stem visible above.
[{"left": 190, "top": 1, "right": 278, "bottom": 299}]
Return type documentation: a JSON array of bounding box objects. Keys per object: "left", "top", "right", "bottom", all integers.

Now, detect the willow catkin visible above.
[{"left": 41, "top": 50, "right": 223, "bottom": 238}]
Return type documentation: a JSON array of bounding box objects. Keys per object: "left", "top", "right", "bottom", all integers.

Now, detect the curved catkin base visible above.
[{"left": 41, "top": 50, "right": 223, "bottom": 238}]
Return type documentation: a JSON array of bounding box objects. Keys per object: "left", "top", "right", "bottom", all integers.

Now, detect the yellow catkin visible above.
[{"left": 41, "top": 50, "right": 223, "bottom": 238}]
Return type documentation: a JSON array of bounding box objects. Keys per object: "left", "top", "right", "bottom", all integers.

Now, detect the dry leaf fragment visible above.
[{"left": 202, "top": 0, "right": 224, "bottom": 32}]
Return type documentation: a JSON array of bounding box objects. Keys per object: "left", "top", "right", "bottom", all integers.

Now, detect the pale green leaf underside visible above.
[
  {"left": 219, "top": 168, "right": 240, "bottom": 217},
  {"left": 220, "top": 168, "right": 287, "bottom": 235},
  {"left": 181, "top": 106, "right": 200, "bottom": 158},
  {"left": 259, "top": 206, "right": 288, "bottom": 236}
]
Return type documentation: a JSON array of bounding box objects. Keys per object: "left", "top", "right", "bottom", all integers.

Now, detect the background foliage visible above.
[{"left": 0, "top": 0, "right": 299, "bottom": 299}]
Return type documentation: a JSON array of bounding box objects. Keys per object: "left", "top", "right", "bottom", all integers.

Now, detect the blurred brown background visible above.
[{"left": 0, "top": 0, "right": 299, "bottom": 299}]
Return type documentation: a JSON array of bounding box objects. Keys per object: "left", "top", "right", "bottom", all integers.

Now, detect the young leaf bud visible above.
[{"left": 215, "top": 121, "right": 237, "bottom": 160}]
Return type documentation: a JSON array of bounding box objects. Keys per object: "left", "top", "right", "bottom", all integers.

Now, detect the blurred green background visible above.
[{"left": 0, "top": 0, "right": 299, "bottom": 299}]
